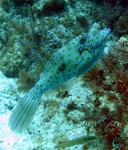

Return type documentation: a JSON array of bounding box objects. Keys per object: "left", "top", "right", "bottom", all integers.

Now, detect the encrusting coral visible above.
[{"left": 81, "top": 37, "right": 128, "bottom": 149}]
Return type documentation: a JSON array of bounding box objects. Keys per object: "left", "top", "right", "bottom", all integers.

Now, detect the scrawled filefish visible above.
[{"left": 9, "top": 23, "right": 111, "bottom": 133}]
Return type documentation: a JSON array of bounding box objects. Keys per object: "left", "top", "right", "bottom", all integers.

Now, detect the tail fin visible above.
[{"left": 9, "top": 84, "right": 43, "bottom": 133}]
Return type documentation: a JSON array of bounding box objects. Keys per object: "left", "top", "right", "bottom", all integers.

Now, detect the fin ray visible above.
[{"left": 9, "top": 86, "right": 42, "bottom": 133}]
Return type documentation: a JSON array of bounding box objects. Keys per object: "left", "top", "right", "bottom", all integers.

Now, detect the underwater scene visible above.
[{"left": 0, "top": 0, "right": 128, "bottom": 150}]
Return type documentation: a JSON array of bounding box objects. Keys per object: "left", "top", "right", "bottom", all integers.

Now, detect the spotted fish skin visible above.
[{"left": 9, "top": 23, "right": 111, "bottom": 133}]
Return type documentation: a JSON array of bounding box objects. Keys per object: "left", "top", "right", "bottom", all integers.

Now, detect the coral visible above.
[
  {"left": 0, "top": 0, "right": 96, "bottom": 84},
  {"left": 76, "top": 15, "right": 89, "bottom": 31},
  {"left": 90, "top": 0, "right": 128, "bottom": 36},
  {"left": 12, "top": 0, "right": 35, "bottom": 6},
  {"left": 0, "top": 45, "right": 23, "bottom": 77},
  {"left": 17, "top": 69, "right": 37, "bottom": 91},
  {"left": 41, "top": 0, "right": 67, "bottom": 16},
  {"left": 0, "top": 7, "right": 48, "bottom": 79},
  {"left": 81, "top": 36, "right": 128, "bottom": 149},
  {"left": 0, "top": 0, "right": 79, "bottom": 86},
  {"left": 114, "top": 9, "right": 128, "bottom": 36}
]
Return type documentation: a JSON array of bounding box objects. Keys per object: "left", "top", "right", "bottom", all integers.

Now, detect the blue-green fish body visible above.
[{"left": 9, "top": 23, "right": 110, "bottom": 133}]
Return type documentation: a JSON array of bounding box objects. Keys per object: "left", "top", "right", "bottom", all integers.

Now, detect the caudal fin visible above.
[{"left": 9, "top": 85, "right": 42, "bottom": 133}]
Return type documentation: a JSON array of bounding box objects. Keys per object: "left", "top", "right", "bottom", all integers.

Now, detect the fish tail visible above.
[{"left": 9, "top": 83, "right": 43, "bottom": 133}]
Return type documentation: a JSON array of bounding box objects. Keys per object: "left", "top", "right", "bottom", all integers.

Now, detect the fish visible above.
[{"left": 9, "top": 23, "right": 111, "bottom": 133}]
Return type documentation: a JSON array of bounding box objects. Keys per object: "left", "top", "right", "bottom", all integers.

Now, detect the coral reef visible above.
[
  {"left": 0, "top": 0, "right": 128, "bottom": 149},
  {"left": 0, "top": 0, "right": 92, "bottom": 83},
  {"left": 81, "top": 37, "right": 128, "bottom": 149},
  {"left": 90, "top": 0, "right": 128, "bottom": 36},
  {"left": 41, "top": 0, "right": 67, "bottom": 16}
]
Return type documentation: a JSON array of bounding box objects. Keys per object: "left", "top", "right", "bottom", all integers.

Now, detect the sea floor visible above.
[{"left": 0, "top": 71, "right": 97, "bottom": 150}]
